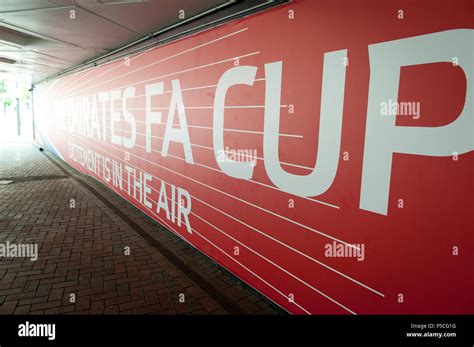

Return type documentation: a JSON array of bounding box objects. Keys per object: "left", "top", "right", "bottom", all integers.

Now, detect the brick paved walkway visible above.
[{"left": 0, "top": 142, "right": 282, "bottom": 315}]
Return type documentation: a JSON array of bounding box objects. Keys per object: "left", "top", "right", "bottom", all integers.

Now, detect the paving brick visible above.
[
  {"left": 119, "top": 300, "right": 147, "bottom": 311},
  {"left": 48, "top": 287, "right": 64, "bottom": 302},
  {"left": 75, "top": 296, "right": 91, "bottom": 311},
  {"left": 35, "top": 283, "right": 52, "bottom": 297},
  {"left": 89, "top": 300, "right": 104, "bottom": 314},
  {"left": 23, "top": 279, "right": 40, "bottom": 293},
  {"left": 14, "top": 304, "right": 31, "bottom": 314},
  {"left": 44, "top": 305, "right": 75, "bottom": 314},
  {"left": 6, "top": 291, "right": 37, "bottom": 302},
  {"left": 15, "top": 296, "right": 48, "bottom": 306},
  {"left": 0, "top": 300, "right": 17, "bottom": 314},
  {"left": 30, "top": 299, "right": 61, "bottom": 311}
]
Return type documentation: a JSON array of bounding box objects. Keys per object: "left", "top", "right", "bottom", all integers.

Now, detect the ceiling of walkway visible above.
[{"left": 0, "top": 0, "right": 238, "bottom": 84}]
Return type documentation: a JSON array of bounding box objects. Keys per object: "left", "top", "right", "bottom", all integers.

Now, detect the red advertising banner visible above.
[{"left": 34, "top": 0, "right": 473, "bottom": 314}]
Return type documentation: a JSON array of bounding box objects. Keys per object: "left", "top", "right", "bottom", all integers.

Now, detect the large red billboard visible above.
[{"left": 34, "top": 0, "right": 473, "bottom": 314}]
